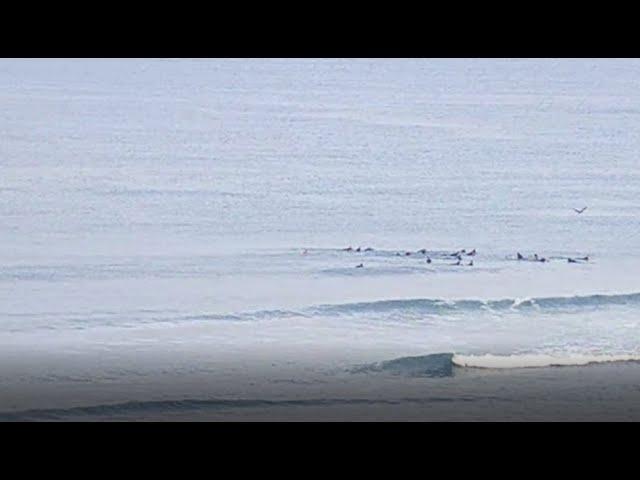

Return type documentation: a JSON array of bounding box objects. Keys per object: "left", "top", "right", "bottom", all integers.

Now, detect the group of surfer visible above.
[
  {"left": 516, "top": 252, "right": 589, "bottom": 264},
  {"left": 340, "top": 247, "right": 589, "bottom": 268},
  {"left": 343, "top": 246, "right": 477, "bottom": 268},
  {"left": 342, "top": 247, "right": 374, "bottom": 253},
  {"left": 341, "top": 207, "right": 591, "bottom": 269},
  {"left": 344, "top": 246, "right": 375, "bottom": 269},
  {"left": 516, "top": 252, "right": 548, "bottom": 263}
]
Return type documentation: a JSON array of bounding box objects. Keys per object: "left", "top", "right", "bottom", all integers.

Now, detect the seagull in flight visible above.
[{"left": 573, "top": 207, "right": 588, "bottom": 214}]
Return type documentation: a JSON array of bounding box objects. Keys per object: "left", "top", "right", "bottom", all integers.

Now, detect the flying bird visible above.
[{"left": 573, "top": 207, "right": 588, "bottom": 214}]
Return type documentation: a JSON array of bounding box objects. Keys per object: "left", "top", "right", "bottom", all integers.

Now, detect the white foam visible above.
[
  {"left": 452, "top": 353, "right": 640, "bottom": 369},
  {"left": 511, "top": 297, "right": 533, "bottom": 309}
]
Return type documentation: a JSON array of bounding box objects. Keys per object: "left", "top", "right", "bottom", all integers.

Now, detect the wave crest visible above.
[
  {"left": 309, "top": 292, "right": 640, "bottom": 318},
  {"left": 80, "top": 291, "right": 640, "bottom": 330},
  {"left": 353, "top": 353, "right": 455, "bottom": 377}
]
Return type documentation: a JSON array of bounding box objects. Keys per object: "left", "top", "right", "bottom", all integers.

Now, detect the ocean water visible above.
[{"left": 2, "top": 59, "right": 640, "bottom": 420}]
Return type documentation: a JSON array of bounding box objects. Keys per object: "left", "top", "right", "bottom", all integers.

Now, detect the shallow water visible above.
[{"left": 2, "top": 59, "right": 640, "bottom": 420}]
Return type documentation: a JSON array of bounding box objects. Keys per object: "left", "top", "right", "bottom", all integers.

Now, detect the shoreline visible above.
[{"left": 3, "top": 361, "right": 640, "bottom": 421}]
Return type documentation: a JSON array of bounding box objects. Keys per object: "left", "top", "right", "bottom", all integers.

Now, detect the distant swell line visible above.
[
  {"left": 0, "top": 395, "right": 506, "bottom": 421},
  {"left": 314, "top": 292, "right": 640, "bottom": 315},
  {"left": 9, "top": 291, "right": 640, "bottom": 332},
  {"left": 186, "top": 292, "right": 640, "bottom": 323}
]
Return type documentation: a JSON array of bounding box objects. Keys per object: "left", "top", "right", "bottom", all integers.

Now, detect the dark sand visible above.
[{"left": 2, "top": 361, "right": 640, "bottom": 421}]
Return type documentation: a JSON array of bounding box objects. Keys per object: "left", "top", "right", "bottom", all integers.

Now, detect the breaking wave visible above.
[
  {"left": 356, "top": 351, "right": 640, "bottom": 377},
  {"left": 451, "top": 353, "right": 640, "bottom": 369}
]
